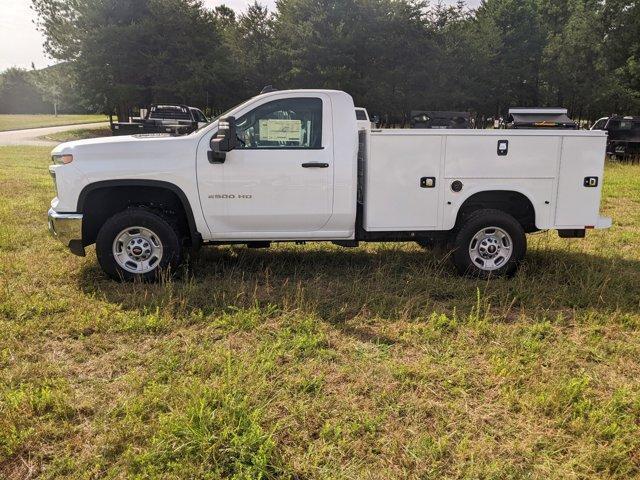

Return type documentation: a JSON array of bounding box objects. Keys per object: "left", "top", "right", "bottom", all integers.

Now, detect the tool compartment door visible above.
[
  {"left": 364, "top": 133, "right": 443, "bottom": 231},
  {"left": 555, "top": 136, "right": 607, "bottom": 228}
]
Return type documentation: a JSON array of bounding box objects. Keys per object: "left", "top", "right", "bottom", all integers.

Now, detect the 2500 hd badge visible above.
[{"left": 208, "top": 194, "right": 253, "bottom": 199}]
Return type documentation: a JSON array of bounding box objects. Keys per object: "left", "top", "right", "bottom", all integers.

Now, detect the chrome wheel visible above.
[
  {"left": 112, "top": 226, "right": 163, "bottom": 274},
  {"left": 468, "top": 226, "right": 513, "bottom": 272}
]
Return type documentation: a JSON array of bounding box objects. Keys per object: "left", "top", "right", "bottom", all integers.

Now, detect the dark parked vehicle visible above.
[
  {"left": 507, "top": 108, "right": 578, "bottom": 129},
  {"left": 110, "top": 105, "right": 209, "bottom": 136},
  {"left": 410, "top": 111, "right": 471, "bottom": 129},
  {"left": 591, "top": 115, "right": 640, "bottom": 157}
]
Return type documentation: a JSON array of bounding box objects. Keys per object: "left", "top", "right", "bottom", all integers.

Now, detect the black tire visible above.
[
  {"left": 96, "top": 208, "right": 183, "bottom": 282},
  {"left": 452, "top": 209, "right": 526, "bottom": 278}
]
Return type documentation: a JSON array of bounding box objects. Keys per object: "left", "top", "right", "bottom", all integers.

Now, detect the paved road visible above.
[{"left": 0, "top": 122, "right": 109, "bottom": 147}]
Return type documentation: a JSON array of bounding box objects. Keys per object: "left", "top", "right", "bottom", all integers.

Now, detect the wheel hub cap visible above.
[
  {"left": 469, "top": 226, "right": 513, "bottom": 271},
  {"left": 113, "top": 226, "right": 163, "bottom": 274}
]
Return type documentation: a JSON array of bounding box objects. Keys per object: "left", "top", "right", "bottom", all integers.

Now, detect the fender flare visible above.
[
  {"left": 77, "top": 179, "right": 201, "bottom": 242},
  {"left": 447, "top": 186, "right": 541, "bottom": 230}
]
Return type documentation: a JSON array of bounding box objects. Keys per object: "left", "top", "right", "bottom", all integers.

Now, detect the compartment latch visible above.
[
  {"left": 583, "top": 177, "right": 599, "bottom": 188},
  {"left": 497, "top": 140, "right": 509, "bottom": 156}
]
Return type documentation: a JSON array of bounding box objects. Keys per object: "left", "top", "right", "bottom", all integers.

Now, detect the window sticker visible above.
[{"left": 259, "top": 119, "right": 302, "bottom": 142}]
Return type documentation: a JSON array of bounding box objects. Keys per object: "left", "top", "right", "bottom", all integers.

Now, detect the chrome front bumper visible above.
[{"left": 47, "top": 208, "right": 85, "bottom": 257}]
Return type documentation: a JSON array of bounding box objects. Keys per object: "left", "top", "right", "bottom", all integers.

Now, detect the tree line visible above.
[
  {"left": 8, "top": 0, "right": 640, "bottom": 122},
  {"left": 0, "top": 64, "right": 87, "bottom": 115}
]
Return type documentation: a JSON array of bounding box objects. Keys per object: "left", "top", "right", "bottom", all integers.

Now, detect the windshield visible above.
[
  {"left": 192, "top": 108, "right": 234, "bottom": 133},
  {"left": 192, "top": 95, "right": 261, "bottom": 134},
  {"left": 150, "top": 105, "right": 191, "bottom": 120}
]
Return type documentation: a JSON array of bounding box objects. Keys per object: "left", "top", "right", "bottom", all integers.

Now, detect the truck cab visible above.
[
  {"left": 355, "top": 107, "right": 373, "bottom": 131},
  {"left": 48, "top": 89, "right": 611, "bottom": 281}
]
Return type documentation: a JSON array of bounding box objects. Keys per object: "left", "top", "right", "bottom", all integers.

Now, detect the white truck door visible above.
[{"left": 197, "top": 95, "right": 334, "bottom": 236}]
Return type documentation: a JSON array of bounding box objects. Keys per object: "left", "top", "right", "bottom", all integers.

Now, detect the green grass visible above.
[
  {"left": 38, "top": 127, "right": 113, "bottom": 143},
  {"left": 1, "top": 146, "right": 639, "bottom": 479},
  {"left": 0, "top": 114, "right": 107, "bottom": 132}
]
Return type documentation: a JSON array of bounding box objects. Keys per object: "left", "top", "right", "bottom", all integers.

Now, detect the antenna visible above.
[{"left": 260, "top": 85, "right": 278, "bottom": 94}]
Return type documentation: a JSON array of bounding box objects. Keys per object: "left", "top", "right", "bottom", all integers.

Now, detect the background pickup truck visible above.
[
  {"left": 48, "top": 89, "right": 611, "bottom": 281},
  {"left": 591, "top": 115, "right": 640, "bottom": 158},
  {"left": 110, "top": 104, "right": 209, "bottom": 136}
]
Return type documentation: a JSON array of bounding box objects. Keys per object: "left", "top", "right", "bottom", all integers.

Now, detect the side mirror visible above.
[{"left": 208, "top": 116, "right": 238, "bottom": 164}]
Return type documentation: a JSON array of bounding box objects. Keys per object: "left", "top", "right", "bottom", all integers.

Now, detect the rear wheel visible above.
[
  {"left": 96, "top": 208, "right": 183, "bottom": 282},
  {"left": 452, "top": 209, "right": 526, "bottom": 278}
]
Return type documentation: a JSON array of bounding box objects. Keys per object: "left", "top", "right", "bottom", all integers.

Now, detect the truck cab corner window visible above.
[{"left": 235, "top": 97, "right": 322, "bottom": 149}]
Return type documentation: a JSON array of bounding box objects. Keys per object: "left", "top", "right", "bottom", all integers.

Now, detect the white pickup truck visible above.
[{"left": 48, "top": 89, "right": 611, "bottom": 281}]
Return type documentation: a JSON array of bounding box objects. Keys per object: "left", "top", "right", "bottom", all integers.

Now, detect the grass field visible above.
[
  {"left": 38, "top": 126, "right": 112, "bottom": 143},
  {"left": 1, "top": 146, "right": 639, "bottom": 479},
  {"left": 0, "top": 114, "right": 108, "bottom": 132}
]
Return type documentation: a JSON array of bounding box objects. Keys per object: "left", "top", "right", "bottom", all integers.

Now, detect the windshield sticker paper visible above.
[{"left": 259, "top": 119, "right": 302, "bottom": 142}]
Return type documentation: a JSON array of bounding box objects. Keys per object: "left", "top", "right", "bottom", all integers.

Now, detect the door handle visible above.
[{"left": 301, "top": 162, "right": 329, "bottom": 168}]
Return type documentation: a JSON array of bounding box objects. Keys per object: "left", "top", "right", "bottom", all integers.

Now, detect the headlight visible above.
[{"left": 52, "top": 154, "right": 73, "bottom": 165}]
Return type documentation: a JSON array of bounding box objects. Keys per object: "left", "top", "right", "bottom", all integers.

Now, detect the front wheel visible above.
[
  {"left": 452, "top": 209, "right": 526, "bottom": 278},
  {"left": 96, "top": 208, "right": 183, "bottom": 282}
]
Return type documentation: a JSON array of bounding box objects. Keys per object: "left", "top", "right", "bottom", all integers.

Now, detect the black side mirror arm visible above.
[
  {"left": 208, "top": 116, "right": 238, "bottom": 164},
  {"left": 208, "top": 150, "right": 226, "bottom": 164}
]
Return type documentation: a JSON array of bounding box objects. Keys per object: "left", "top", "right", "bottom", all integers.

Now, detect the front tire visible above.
[
  {"left": 452, "top": 209, "right": 526, "bottom": 278},
  {"left": 96, "top": 208, "right": 183, "bottom": 282}
]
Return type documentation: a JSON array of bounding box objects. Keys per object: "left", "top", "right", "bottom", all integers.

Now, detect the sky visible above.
[{"left": 0, "top": 0, "right": 480, "bottom": 72}]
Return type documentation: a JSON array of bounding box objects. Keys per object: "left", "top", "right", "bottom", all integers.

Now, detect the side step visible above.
[
  {"left": 247, "top": 241, "right": 271, "bottom": 249},
  {"left": 332, "top": 240, "right": 360, "bottom": 248},
  {"left": 558, "top": 229, "right": 585, "bottom": 239}
]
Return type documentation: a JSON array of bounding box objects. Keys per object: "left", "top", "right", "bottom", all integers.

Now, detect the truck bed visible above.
[{"left": 363, "top": 129, "right": 609, "bottom": 232}]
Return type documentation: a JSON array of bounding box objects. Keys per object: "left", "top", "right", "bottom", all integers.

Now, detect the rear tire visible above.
[
  {"left": 452, "top": 209, "right": 526, "bottom": 278},
  {"left": 96, "top": 208, "right": 183, "bottom": 282}
]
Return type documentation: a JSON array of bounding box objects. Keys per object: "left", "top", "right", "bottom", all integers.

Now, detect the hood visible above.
[{"left": 50, "top": 131, "right": 202, "bottom": 162}]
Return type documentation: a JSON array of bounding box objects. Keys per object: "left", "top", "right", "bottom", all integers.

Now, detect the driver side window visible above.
[{"left": 235, "top": 97, "right": 323, "bottom": 149}]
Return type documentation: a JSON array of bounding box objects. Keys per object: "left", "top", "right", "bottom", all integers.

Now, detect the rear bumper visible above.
[
  {"left": 558, "top": 216, "right": 612, "bottom": 238},
  {"left": 596, "top": 216, "right": 613, "bottom": 229},
  {"left": 47, "top": 208, "right": 85, "bottom": 257}
]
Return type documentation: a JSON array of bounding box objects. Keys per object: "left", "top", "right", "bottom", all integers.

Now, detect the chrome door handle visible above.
[{"left": 301, "top": 162, "right": 329, "bottom": 168}]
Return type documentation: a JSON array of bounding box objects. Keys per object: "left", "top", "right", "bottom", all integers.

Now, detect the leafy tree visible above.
[
  {"left": 31, "top": 63, "right": 85, "bottom": 114},
  {"left": 475, "top": 0, "right": 546, "bottom": 113},
  {"left": 540, "top": 1, "right": 604, "bottom": 118},
  {"left": 32, "top": 0, "right": 236, "bottom": 120},
  {"left": 27, "top": 0, "right": 640, "bottom": 122},
  {"left": 0, "top": 68, "right": 52, "bottom": 114},
  {"left": 272, "top": 0, "right": 436, "bottom": 119},
  {"left": 229, "top": 2, "right": 277, "bottom": 98},
  {"left": 600, "top": 0, "right": 640, "bottom": 114},
  {"left": 427, "top": 2, "right": 500, "bottom": 114}
]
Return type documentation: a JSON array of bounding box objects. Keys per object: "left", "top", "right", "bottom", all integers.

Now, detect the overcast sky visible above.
[{"left": 0, "top": 0, "right": 480, "bottom": 72}]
